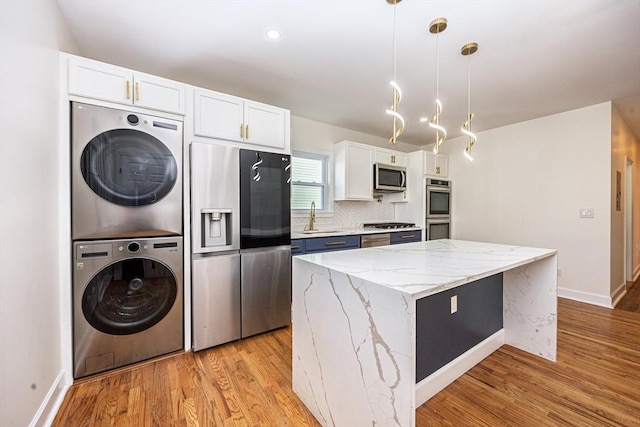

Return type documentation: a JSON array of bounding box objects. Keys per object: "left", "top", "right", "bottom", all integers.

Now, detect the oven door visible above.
[
  {"left": 426, "top": 218, "right": 450, "bottom": 240},
  {"left": 426, "top": 185, "right": 451, "bottom": 218},
  {"left": 240, "top": 150, "right": 291, "bottom": 249}
]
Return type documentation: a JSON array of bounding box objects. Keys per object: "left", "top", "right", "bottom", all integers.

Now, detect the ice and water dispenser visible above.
[{"left": 201, "top": 208, "right": 232, "bottom": 248}]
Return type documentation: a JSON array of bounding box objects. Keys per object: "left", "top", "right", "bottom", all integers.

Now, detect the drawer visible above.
[
  {"left": 291, "top": 239, "right": 306, "bottom": 255},
  {"left": 305, "top": 235, "right": 360, "bottom": 253},
  {"left": 390, "top": 230, "right": 422, "bottom": 244}
]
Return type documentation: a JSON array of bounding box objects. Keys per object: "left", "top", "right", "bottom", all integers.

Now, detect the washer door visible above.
[
  {"left": 82, "top": 258, "right": 178, "bottom": 335},
  {"left": 80, "top": 129, "right": 178, "bottom": 207}
]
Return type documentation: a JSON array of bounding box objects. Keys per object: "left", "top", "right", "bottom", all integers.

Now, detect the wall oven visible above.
[
  {"left": 426, "top": 179, "right": 451, "bottom": 240},
  {"left": 426, "top": 179, "right": 451, "bottom": 219}
]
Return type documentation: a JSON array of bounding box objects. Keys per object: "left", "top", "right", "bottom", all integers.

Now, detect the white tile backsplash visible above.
[{"left": 291, "top": 200, "right": 394, "bottom": 232}]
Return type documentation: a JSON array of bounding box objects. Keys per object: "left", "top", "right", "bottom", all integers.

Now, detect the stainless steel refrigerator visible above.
[{"left": 191, "top": 142, "right": 291, "bottom": 352}]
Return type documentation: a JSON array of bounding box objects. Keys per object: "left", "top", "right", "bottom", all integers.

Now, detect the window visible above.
[{"left": 291, "top": 151, "right": 329, "bottom": 211}]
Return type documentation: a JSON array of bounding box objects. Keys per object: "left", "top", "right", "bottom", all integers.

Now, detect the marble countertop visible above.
[
  {"left": 294, "top": 239, "right": 557, "bottom": 299},
  {"left": 291, "top": 226, "right": 422, "bottom": 239}
]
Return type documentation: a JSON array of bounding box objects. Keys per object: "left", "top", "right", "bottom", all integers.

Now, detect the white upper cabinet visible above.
[
  {"left": 194, "top": 88, "right": 289, "bottom": 150},
  {"left": 334, "top": 141, "right": 374, "bottom": 201},
  {"left": 424, "top": 151, "right": 449, "bottom": 178},
  {"left": 375, "top": 148, "right": 408, "bottom": 168},
  {"left": 67, "top": 55, "right": 186, "bottom": 115}
]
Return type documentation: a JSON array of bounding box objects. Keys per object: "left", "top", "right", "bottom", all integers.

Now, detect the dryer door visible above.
[
  {"left": 82, "top": 258, "right": 178, "bottom": 335},
  {"left": 80, "top": 129, "right": 178, "bottom": 207}
]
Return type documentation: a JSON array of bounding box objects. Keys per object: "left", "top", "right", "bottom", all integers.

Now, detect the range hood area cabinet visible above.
[
  {"left": 194, "top": 88, "right": 290, "bottom": 151},
  {"left": 334, "top": 140, "right": 374, "bottom": 201},
  {"left": 334, "top": 141, "right": 410, "bottom": 201},
  {"left": 66, "top": 54, "right": 186, "bottom": 115}
]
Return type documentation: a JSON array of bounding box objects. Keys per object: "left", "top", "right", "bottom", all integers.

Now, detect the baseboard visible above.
[
  {"left": 558, "top": 287, "right": 612, "bottom": 308},
  {"left": 29, "top": 370, "right": 69, "bottom": 427},
  {"left": 611, "top": 282, "right": 627, "bottom": 308},
  {"left": 634, "top": 265, "right": 640, "bottom": 282},
  {"left": 415, "top": 330, "right": 505, "bottom": 406}
]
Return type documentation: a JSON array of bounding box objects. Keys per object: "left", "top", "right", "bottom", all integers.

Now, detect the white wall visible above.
[
  {"left": 443, "top": 103, "right": 613, "bottom": 306},
  {"left": 610, "top": 105, "right": 640, "bottom": 296},
  {"left": 0, "top": 1, "right": 78, "bottom": 426}
]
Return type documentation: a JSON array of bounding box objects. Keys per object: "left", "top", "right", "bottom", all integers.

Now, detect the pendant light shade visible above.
[{"left": 385, "top": 0, "right": 404, "bottom": 145}]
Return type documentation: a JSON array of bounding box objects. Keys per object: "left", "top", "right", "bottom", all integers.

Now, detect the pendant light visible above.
[
  {"left": 429, "top": 17, "right": 447, "bottom": 154},
  {"left": 461, "top": 42, "right": 478, "bottom": 161},
  {"left": 386, "top": 0, "right": 404, "bottom": 145}
]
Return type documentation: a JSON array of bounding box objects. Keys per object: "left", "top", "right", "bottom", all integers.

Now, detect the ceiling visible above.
[{"left": 57, "top": 0, "right": 640, "bottom": 146}]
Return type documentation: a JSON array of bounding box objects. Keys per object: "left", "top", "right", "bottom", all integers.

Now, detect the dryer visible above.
[
  {"left": 73, "top": 236, "right": 183, "bottom": 379},
  {"left": 71, "top": 102, "right": 183, "bottom": 240}
]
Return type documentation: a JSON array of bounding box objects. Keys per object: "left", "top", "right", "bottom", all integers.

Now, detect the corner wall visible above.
[
  {"left": 443, "top": 103, "right": 612, "bottom": 305},
  {"left": 0, "top": 1, "right": 78, "bottom": 426}
]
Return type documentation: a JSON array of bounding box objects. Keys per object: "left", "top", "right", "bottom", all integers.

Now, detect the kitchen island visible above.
[{"left": 292, "top": 239, "right": 557, "bottom": 427}]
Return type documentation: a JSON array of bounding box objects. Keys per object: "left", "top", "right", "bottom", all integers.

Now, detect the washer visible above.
[
  {"left": 71, "top": 102, "right": 183, "bottom": 240},
  {"left": 73, "top": 237, "right": 183, "bottom": 379}
]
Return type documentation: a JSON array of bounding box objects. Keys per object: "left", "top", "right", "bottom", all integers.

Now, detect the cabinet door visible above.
[
  {"left": 244, "top": 101, "right": 287, "bottom": 149},
  {"left": 68, "top": 56, "right": 132, "bottom": 105},
  {"left": 375, "top": 148, "right": 408, "bottom": 167},
  {"left": 424, "top": 151, "right": 449, "bottom": 178},
  {"left": 133, "top": 72, "right": 186, "bottom": 114},
  {"left": 194, "top": 89, "right": 244, "bottom": 142},
  {"left": 335, "top": 142, "right": 373, "bottom": 200}
]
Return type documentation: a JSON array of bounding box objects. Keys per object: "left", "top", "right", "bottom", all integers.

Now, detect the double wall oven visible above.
[{"left": 426, "top": 179, "right": 451, "bottom": 240}]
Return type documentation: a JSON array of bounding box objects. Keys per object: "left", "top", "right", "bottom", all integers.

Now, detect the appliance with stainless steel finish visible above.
[
  {"left": 426, "top": 179, "right": 451, "bottom": 240},
  {"left": 190, "top": 144, "right": 291, "bottom": 351},
  {"left": 239, "top": 149, "right": 291, "bottom": 338},
  {"left": 72, "top": 236, "right": 183, "bottom": 379},
  {"left": 191, "top": 142, "right": 241, "bottom": 351},
  {"left": 361, "top": 233, "right": 391, "bottom": 248},
  {"left": 71, "top": 102, "right": 183, "bottom": 240},
  {"left": 374, "top": 163, "right": 407, "bottom": 192}
]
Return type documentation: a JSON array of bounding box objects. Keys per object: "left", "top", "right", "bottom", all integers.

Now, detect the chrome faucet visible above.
[{"left": 306, "top": 201, "right": 316, "bottom": 231}]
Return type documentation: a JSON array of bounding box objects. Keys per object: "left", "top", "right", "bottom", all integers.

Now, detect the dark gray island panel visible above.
[{"left": 416, "top": 273, "right": 503, "bottom": 382}]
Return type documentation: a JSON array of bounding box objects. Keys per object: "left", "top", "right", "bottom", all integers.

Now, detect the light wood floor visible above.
[{"left": 53, "top": 298, "right": 640, "bottom": 426}]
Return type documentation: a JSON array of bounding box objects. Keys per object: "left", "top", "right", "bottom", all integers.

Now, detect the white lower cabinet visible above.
[
  {"left": 194, "top": 88, "right": 289, "bottom": 150},
  {"left": 67, "top": 54, "right": 186, "bottom": 114},
  {"left": 334, "top": 141, "right": 373, "bottom": 201}
]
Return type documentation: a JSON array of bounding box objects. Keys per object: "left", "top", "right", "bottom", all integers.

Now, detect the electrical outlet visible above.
[
  {"left": 579, "top": 208, "right": 594, "bottom": 218},
  {"left": 349, "top": 212, "right": 356, "bottom": 219},
  {"left": 450, "top": 295, "right": 458, "bottom": 314}
]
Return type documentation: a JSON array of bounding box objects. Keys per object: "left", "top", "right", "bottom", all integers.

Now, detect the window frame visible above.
[{"left": 290, "top": 150, "right": 332, "bottom": 216}]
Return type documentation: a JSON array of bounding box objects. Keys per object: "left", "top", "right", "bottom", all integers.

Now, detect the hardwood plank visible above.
[{"left": 53, "top": 298, "right": 639, "bottom": 426}]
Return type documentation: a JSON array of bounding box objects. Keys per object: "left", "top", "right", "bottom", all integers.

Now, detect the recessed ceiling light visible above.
[
  {"left": 266, "top": 30, "right": 281, "bottom": 40},
  {"left": 420, "top": 117, "right": 428, "bottom": 123}
]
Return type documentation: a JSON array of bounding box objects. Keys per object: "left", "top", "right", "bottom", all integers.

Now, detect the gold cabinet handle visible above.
[
  {"left": 245, "top": 124, "right": 249, "bottom": 139},
  {"left": 135, "top": 82, "right": 139, "bottom": 101},
  {"left": 291, "top": 245, "right": 300, "bottom": 250},
  {"left": 391, "top": 154, "right": 395, "bottom": 163},
  {"left": 240, "top": 124, "right": 244, "bottom": 138},
  {"left": 126, "top": 80, "right": 131, "bottom": 99},
  {"left": 401, "top": 235, "right": 415, "bottom": 239},
  {"left": 435, "top": 166, "right": 441, "bottom": 174},
  {"left": 324, "top": 241, "right": 346, "bottom": 246}
]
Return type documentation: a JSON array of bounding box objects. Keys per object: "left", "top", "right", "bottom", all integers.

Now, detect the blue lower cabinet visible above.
[
  {"left": 291, "top": 239, "right": 306, "bottom": 255},
  {"left": 390, "top": 230, "right": 422, "bottom": 244},
  {"left": 305, "top": 235, "right": 360, "bottom": 253}
]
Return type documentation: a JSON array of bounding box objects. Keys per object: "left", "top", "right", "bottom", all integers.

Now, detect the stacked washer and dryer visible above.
[{"left": 71, "top": 102, "right": 184, "bottom": 379}]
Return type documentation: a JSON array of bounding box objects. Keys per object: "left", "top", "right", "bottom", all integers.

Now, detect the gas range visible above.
[{"left": 362, "top": 222, "right": 416, "bottom": 230}]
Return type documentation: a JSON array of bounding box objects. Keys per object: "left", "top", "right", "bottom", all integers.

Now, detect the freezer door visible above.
[
  {"left": 241, "top": 247, "right": 291, "bottom": 337},
  {"left": 192, "top": 253, "right": 241, "bottom": 351}
]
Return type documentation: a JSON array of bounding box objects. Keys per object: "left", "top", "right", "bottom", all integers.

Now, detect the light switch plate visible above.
[{"left": 579, "top": 208, "right": 594, "bottom": 218}]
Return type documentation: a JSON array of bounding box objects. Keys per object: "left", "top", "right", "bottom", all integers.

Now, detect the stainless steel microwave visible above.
[{"left": 373, "top": 163, "right": 406, "bottom": 192}]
